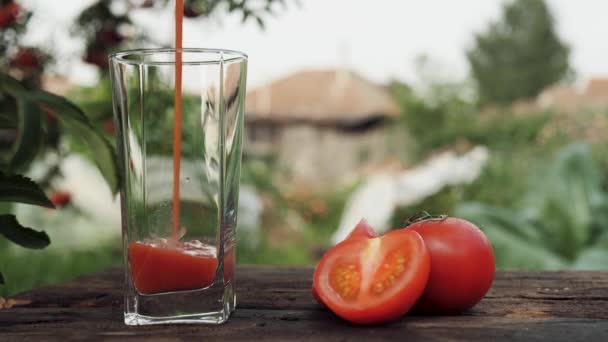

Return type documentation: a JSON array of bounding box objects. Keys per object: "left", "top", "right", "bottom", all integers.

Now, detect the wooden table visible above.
[{"left": 1, "top": 266, "right": 607, "bottom": 341}]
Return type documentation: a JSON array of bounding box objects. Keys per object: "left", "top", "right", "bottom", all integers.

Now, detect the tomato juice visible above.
[{"left": 129, "top": 240, "right": 218, "bottom": 295}]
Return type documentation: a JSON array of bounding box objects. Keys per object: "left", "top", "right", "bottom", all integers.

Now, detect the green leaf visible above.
[
  {"left": 242, "top": 9, "right": 251, "bottom": 22},
  {"left": 255, "top": 16, "right": 265, "bottom": 29},
  {"left": 523, "top": 143, "right": 600, "bottom": 259},
  {"left": 0, "top": 73, "right": 120, "bottom": 194},
  {"left": 456, "top": 202, "right": 565, "bottom": 270},
  {"left": 65, "top": 122, "right": 120, "bottom": 194},
  {"left": 30, "top": 91, "right": 119, "bottom": 194},
  {"left": 0, "top": 214, "right": 50, "bottom": 249},
  {"left": 25, "top": 90, "right": 90, "bottom": 126},
  {"left": 0, "top": 173, "right": 54, "bottom": 208},
  {"left": 0, "top": 73, "right": 83, "bottom": 124},
  {"left": 0, "top": 109, "right": 16, "bottom": 129},
  {"left": 0, "top": 72, "right": 28, "bottom": 96},
  {"left": 10, "top": 97, "right": 42, "bottom": 172},
  {"left": 456, "top": 202, "right": 543, "bottom": 242}
]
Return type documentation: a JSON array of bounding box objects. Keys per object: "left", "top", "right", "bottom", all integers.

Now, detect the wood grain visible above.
[{"left": 1, "top": 266, "right": 607, "bottom": 341}]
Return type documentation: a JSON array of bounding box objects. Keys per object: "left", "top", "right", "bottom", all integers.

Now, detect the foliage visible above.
[
  {"left": 390, "top": 81, "right": 474, "bottom": 159},
  {"left": 0, "top": 72, "right": 119, "bottom": 286},
  {"left": 73, "top": 0, "right": 287, "bottom": 70},
  {"left": 390, "top": 70, "right": 608, "bottom": 271},
  {"left": 467, "top": 0, "right": 571, "bottom": 105},
  {"left": 1, "top": 73, "right": 119, "bottom": 191},
  {"left": 456, "top": 143, "right": 608, "bottom": 270},
  {"left": 391, "top": 79, "right": 555, "bottom": 161},
  {"left": 172, "top": 0, "right": 287, "bottom": 27},
  {"left": 1, "top": 1, "right": 118, "bottom": 286},
  {"left": 1, "top": 1, "right": 42, "bottom": 80},
  {"left": 0, "top": 214, "right": 50, "bottom": 249}
]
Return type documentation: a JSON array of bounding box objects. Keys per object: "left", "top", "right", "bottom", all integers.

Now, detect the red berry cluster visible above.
[
  {"left": 84, "top": 25, "right": 125, "bottom": 69},
  {"left": 9, "top": 47, "right": 42, "bottom": 70},
  {"left": 183, "top": 5, "right": 202, "bottom": 18},
  {"left": 0, "top": 1, "right": 20, "bottom": 28},
  {"left": 50, "top": 191, "right": 72, "bottom": 208}
]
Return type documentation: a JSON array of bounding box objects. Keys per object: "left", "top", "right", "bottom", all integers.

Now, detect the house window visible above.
[{"left": 248, "top": 124, "right": 278, "bottom": 143}]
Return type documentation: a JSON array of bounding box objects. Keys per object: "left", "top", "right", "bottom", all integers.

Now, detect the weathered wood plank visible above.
[
  {"left": 1, "top": 266, "right": 607, "bottom": 341},
  {"left": 7, "top": 267, "right": 607, "bottom": 318},
  {"left": 1, "top": 309, "right": 607, "bottom": 342}
]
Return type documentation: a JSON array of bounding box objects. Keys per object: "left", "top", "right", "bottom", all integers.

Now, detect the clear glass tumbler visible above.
[{"left": 109, "top": 48, "right": 247, "bottom": 325}]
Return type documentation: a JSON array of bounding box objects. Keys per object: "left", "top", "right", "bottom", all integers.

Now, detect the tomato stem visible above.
[{"left": 403, "top": 211, "right": 447, "bottom": 226}]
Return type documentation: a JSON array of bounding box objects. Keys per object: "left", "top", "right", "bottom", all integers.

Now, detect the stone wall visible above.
[{"left": 273, "top": 124, "right": 407, "bottom": 188}]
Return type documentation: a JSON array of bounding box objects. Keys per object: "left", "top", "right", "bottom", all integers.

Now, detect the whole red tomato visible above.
[{"left": 406, "top": 215, "right": 495, "bottom": 315}]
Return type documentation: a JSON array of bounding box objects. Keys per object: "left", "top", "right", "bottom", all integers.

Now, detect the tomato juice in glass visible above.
[
  {"left": 128, "top": 240, "right": 218, "bottom": 295},
  {"left": 109, "top": 48, "right": 247, "bottom": 325}
]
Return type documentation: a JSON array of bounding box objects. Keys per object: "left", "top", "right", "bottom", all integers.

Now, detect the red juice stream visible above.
[
  {"left": 128, "top": 0, "right": 218, "bottom": 295},
  {"left": 171, "top": 0, "right": 183, "bottom": 242}
]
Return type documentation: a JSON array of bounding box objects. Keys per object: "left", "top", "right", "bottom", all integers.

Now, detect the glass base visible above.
[
  {"left": 125, "top": 309, "right": 232, "bottom": 325},
  {"left": 124, "top": 282, "right": 235, "bottom": 325}
]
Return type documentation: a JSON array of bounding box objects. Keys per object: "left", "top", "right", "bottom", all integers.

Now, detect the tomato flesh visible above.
[
  {"left": 312, "top": 219, "right": 378, "bottom": 305},
  {"left": 368, "top": 249, "right": 409, "bottom": 296},
  {"left": 329, "top": 263, "right": 362, "bottom": 300},
  {"left": 314, "top": 218, "right": 378, "bottom": 306},
  {"left": 313, "top": 229, "right": 430, "bottom": 324}
]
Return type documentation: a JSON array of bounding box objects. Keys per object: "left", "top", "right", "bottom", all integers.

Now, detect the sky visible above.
[{"left": 21, "top": 0, "right": 608, "bottom": 88}]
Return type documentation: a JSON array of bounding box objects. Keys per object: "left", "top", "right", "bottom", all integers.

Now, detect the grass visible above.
[
  {"left": 237, "top": 240, "right": 313, "bottom": 265},
  {"left": 0, "top": 239, "right": 122, "bottom": 297}
]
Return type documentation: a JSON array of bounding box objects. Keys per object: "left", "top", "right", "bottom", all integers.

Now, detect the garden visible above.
[{"left": 1, "top": 0, "right": 607, "bottom": 301}]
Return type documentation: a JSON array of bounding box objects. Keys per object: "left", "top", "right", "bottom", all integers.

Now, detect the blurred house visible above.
[
  {"left": 486, "top": 77, "right": 608, "bottom": 116},
  {"left": 244, "top": 69, "right": 405, "bottom": 187},
  {"left": 583, "top": 78, "right": 608, "bottom": 106},
  {"left": 535, "top": 85, "right": 580, "bottom": 113},
  {"left": 536, "top": 77, "right": 608, "bottom": 113}
]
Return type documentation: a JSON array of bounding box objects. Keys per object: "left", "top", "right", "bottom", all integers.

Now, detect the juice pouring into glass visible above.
[
  {"left": 126, "top": 0, "right": 216, "bottom": 296},
  {"left": 110, "top": 0, "right": 247, "bottom": 324}
]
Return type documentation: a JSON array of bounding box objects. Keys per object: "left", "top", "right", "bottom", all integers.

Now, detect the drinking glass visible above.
[{"left": 109, "top": 48, "right": 247, "bottom": 325}]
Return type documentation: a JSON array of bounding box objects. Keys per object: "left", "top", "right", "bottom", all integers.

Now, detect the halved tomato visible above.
[
  {"left": 313, "top": 219, "right": 378, "bottom": 306},
  {"left": 313, "top": 229, "right": 430, "bottom": 324},
  {"left": 344, "top": 218, "right": 378, "bottom": 241}
]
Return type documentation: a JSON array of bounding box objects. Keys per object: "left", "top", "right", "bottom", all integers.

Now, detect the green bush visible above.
[
  {"left": 456, "top": 143, "right": 608, "bottom": 270},
  {"left": 390, "top": 79, "right": 608, "bottom": 270},
  {"left": 390, "top": 80, "right": 561, "bottom": 217}
]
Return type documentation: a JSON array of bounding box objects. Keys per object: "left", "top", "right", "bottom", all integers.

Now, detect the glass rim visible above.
[{"left": 109, "top": 48, "right": 248, "bottom": 66}]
